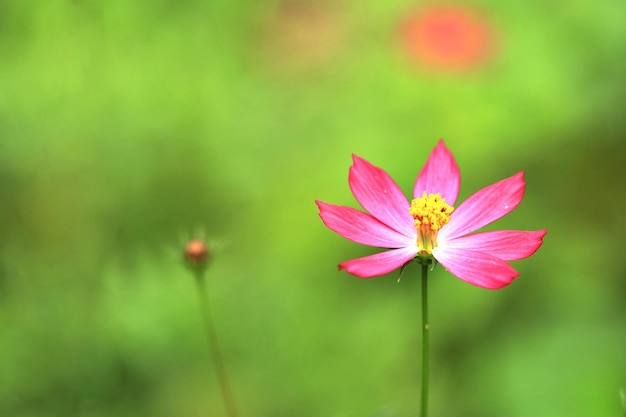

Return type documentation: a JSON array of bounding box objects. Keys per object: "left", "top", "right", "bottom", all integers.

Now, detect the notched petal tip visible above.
[
  {"left": 483, "top": 272, "right": 520, "bottom": 290},
  {"left": 350, "top": 154, "right": 367, "bottom": 167},
  {"left": 512, "top": 170, "right": 526, "bottom": 185},
  {"left": 515, "top": 228, "right": 547, "bottom": 259},
  {"left": 315, "top": 199, "right": 328, "bottom": 218}
]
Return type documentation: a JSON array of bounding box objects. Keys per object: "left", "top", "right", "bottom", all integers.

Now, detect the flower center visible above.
[{"left": 409, "top": 192, "right": 454, "bottom": 253}]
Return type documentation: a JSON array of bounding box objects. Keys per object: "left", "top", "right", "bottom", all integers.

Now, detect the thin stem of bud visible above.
[{"left": 194, "top": 271, "right": 240, "bottom": 417}]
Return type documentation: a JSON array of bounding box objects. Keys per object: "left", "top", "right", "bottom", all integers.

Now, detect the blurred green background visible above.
[{"left": 1, "top": 0, "right": 625, "bottom": 416}]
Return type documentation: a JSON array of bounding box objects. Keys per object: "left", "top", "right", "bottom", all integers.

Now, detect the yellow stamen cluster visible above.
[{"left": 409, "top": 192, "right": 454, "bottom": 253}]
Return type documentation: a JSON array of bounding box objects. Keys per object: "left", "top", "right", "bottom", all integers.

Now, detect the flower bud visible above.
[{"left": 184, "top": 239, "right": 210, "bottom": 273}]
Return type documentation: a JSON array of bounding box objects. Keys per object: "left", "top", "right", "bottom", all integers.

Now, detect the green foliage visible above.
[{"left": 1, "top": 1, "right": 625, "bottom": 416}]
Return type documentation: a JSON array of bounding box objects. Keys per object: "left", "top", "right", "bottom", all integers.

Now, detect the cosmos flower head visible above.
[
  {"left": 316, "top": 140, "right": 546, "bottom": 289},
  {"left": 400, "top": 3, "right": 495, "bottom": 71}
]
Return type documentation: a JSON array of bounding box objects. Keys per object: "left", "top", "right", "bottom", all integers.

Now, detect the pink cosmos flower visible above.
[{"left": 316, "top": 140, "right": 546, "bottom": 289}]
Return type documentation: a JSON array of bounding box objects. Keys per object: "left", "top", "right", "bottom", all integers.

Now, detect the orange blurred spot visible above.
[
  {"left": 185, "top": 239, "right": 209, "bottom": 263},
  {"left": 401, "top": 4, "right": 495, "bottom": 71}
]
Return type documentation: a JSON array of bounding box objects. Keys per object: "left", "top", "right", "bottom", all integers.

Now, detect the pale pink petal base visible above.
[
  {"left": 433, "top": 246, "right": 520, "bottom": 289},
  {"left": 316, "top": 201, "right": 415, "bottom": 248},
  {"left": 339, "top": 247, "right": 418, "bottom": 278},
  {"left": 441, "top": 230, "right": 546, "bottom": 261}
]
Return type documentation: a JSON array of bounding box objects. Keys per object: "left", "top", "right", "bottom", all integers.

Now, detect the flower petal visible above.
[
  {"left": 316, "top": 201, "right": 416, "bottom": 248},
  {"left": 339, "top": 247, "right": 418, "bottom": 278},
  {"left": 413, "top": 139, "right": 461, "bottom": 205},
  {"left": 433, "top": 246, "right": 519, "bottom": 289},
  {"left": 349, "top": 155, "right": 415, "bottom": 238},
  {"left": 439, "top": 172, "right": 525, "bottom": 241},
  {"left": 442, "top": 230, "right": 547, "bottom": 261}
]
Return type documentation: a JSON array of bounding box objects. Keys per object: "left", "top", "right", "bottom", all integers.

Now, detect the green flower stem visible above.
[
  {"left": 195, "top": 271, "right": 240, "bottom": 417},
  {"left": 420, "top": 263, "right": 430, "bottom": 417}
]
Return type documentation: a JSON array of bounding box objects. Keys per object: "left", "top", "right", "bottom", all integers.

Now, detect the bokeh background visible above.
[{"left": 1, "top": 0, "right": 625, "bottom": 416}]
